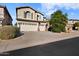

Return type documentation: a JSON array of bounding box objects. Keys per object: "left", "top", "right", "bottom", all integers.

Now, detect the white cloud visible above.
[
  {"left": 39, "top": 3, "right": 58, "bottom": 18},
  {"left": 60, "top": 3, "right": 79, "bottom": 10},
  {"left": 40, "top": 3, "right": 79, "bottom": 18}
]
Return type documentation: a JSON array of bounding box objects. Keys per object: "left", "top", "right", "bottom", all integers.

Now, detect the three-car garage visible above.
[{"left": 17, "top": 20, "right": 47, "bottom": 31}]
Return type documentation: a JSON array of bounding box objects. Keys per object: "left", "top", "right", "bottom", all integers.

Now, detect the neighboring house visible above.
[
  {"left": 16, "top": 6, "right": 48, "bottom": 31},
  {"left": 68, "top": 19, "right": 79, "bottom": 24},
  {"left": 66, "top": 19, "right": 79, "bottom": 32},
  {"left": 0, "top": 5, "right": 12, "bottom": 26}
]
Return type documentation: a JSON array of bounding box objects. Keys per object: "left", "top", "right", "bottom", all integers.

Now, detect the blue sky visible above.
[{"left": 1, "top": 3, "right": 79, "bottom": 25}]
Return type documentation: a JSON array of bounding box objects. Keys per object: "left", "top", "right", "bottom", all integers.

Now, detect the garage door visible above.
[
  {"left": 39, "top": 23, "right": 46, "bottom": 31},
  {"left": 20, "top": 22, "right": 38, "bottom": 31}
]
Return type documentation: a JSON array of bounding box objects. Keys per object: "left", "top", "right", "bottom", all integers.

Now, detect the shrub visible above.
[
  {"left": 74, "top": 22, "right": 79, "bottom": 27},
  {"left": 48, "top": 26, "right": 53, "bottom": 31},
  {"left": 52, "top": 27, "right": 61, "bottom": 33},
  {"left": 0, "top": 26, "right": 20, "bottom": 40},
  {"left": 50, "top": 23, "right": 66, "bottom": 33}
]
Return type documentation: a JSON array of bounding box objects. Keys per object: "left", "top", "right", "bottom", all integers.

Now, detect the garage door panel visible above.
[
  {"left": 39, "top": 26, "right": 45, "bottom": 31},
  {"left": 20, "top": 22, "right": 38, "bottom": 31},
  {"left": 39, "top": 23, "right": 46, "bottom": 31}
]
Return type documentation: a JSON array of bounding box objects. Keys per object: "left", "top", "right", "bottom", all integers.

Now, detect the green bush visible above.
[
  {"left": 73, "top": 22, "right": 79, "bottom": 30},
  {"left": 74, "top": 22, "right": 79, "bottom": 27},
  {"left": 52, "top": 27, "right": 61, "bottom": 33},
  {"left": 51, "top": 23, "right": 66, "bottom": 33},
  {"left": 0, "top": 26, "right": 20, "bottom": 40}
]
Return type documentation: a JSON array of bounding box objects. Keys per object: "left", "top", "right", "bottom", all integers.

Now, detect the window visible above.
[
  {"left": 37, "top": 15, "right": 41, "bottom": 20},
  {"left": 39, "top": 15, "right": 41, "bottom": 19},
  {"left": 24, "top": 11, "right": 33, "bottom": 19},
  {"left": 37, "top": 15, "right": 39, "bottom": 20},
  {"left": 24, "top": 11, "right": 31, "bottom": 19},
  {"left": 31, "top": 13, "right": 33, "bottom": 19}
]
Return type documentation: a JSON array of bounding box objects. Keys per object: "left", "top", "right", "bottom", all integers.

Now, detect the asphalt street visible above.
[{"left": 1, "top": 37, "right": 79, "bottom": 56}]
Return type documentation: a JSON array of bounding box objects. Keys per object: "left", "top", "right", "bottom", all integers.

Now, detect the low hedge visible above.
[{"left": 0, "top": 26, "right": 20, "bottom": 40}]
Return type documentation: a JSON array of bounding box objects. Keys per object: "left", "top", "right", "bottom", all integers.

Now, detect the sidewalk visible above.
[{"left": 0, "top": 31, "right": 79, "bottom": 53}]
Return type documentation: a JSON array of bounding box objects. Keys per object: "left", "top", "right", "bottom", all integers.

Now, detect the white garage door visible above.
[
  {"left": 39, "top": 23, "right": 46, "bottom": 31},
  {"left": 20, "top": 22, "right": 38, "bottom": 31}
]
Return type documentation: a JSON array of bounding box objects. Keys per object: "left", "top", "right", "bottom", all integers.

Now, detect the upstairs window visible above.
[
  {"left": 39, "top": 15, "right": 41, "bottom": 19},
  {"left": 24, "top": 11, "right": 31, "bottom": 19},
  {"left": 37, "top": 15, "right": 39, "bottom": 20},
  {"left": 37, "top": 15, "right": 42, "bottom": 20},
  {"left": 24, "top": 11, "right": 33, "bottom": 19},
  {"left": 31, "top": 13, "right": 33, "bottom": 19}
]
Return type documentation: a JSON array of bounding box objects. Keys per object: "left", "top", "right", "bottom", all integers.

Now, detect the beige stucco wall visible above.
[
  {"left": 17, "top": 8, "right": 44, "bottom": 21},
  {"left": 0, "top": 8, "right": 4, "bottom": 26},
  {"left": 17, "top": 8, "right": 36, "bottom": 20},
  {"left": 0, "top": 8, "right": 4, "bottom": 19}
]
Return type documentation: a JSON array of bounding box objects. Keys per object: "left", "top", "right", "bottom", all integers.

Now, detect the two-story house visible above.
[
  {"left": 16, "top": 6, "right": 48, "bottom": 31},
  {"left": 0, "top": 5, "right": 12, "bottom": 26}
]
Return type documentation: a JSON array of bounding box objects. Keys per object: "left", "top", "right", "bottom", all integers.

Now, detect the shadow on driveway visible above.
[{"left": 1, "top": 37, "right": 79, "bottom": 56}]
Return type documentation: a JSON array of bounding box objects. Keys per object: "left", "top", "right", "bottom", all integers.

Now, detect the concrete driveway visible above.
[{"left": 0, "top": 31, "right": 79, "bottom": 54}]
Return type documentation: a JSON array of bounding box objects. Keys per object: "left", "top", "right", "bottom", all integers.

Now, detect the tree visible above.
[
  {"left": 49, "top": 10, "right": 68, "bottom": 32},
  {"left": 74, "top": 22, "right": 79, "bottom": 27},
  {"left": 73, "top": 22, "right": 79, "bottom": 30}
]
